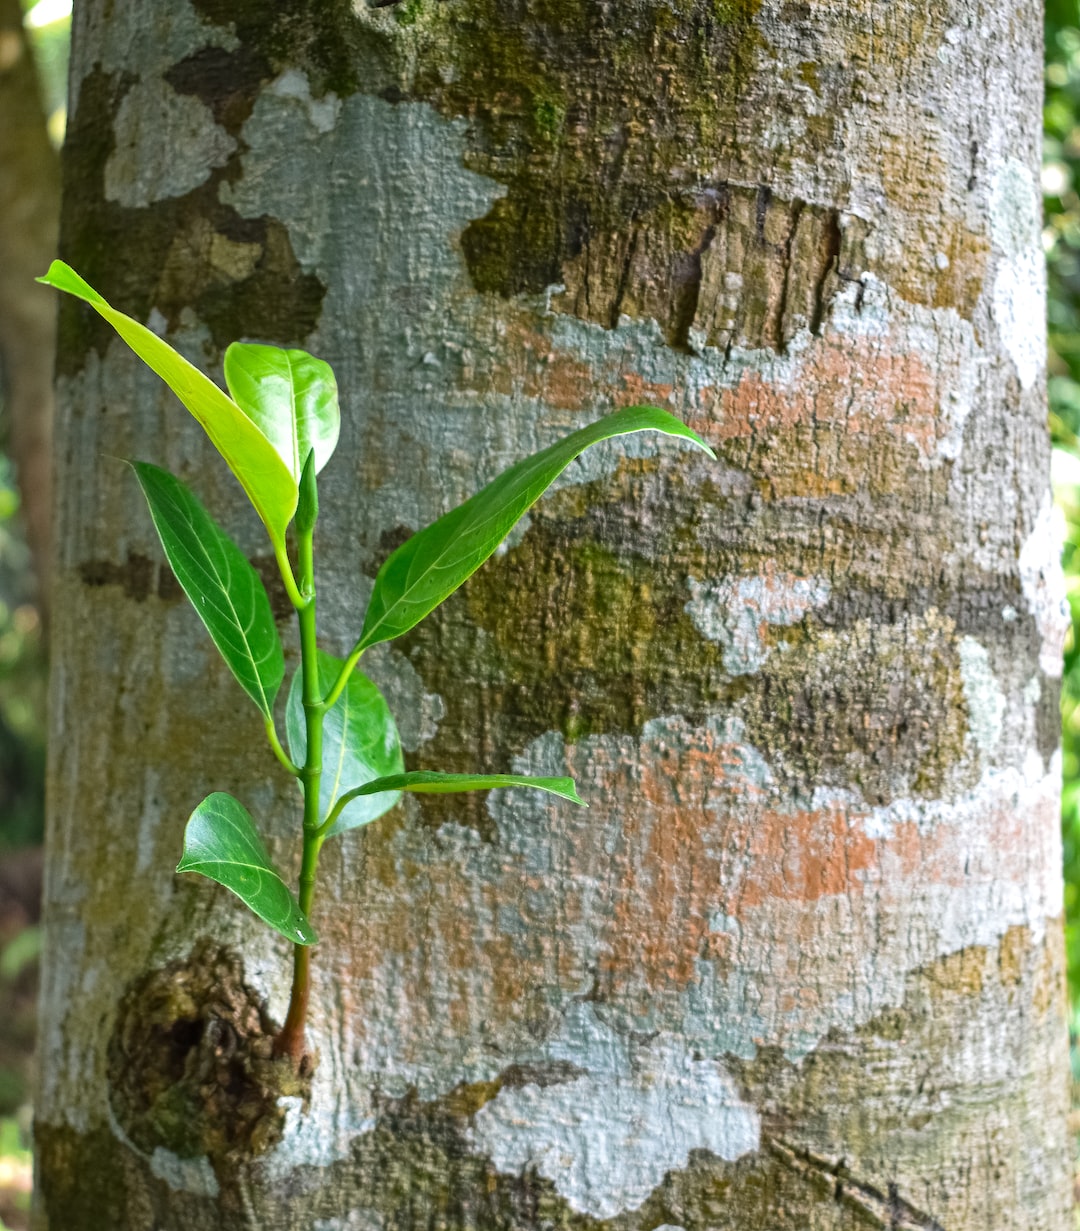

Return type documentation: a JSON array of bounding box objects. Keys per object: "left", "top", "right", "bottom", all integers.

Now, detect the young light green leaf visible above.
[
  {"left": 132, "top": 462, "right": 284, "bottom": 719},
  {"left": 287, "top": 650, "right": 404, "bottom": 835},
  {"left": 357, "top": 405, "right": 715, "bottom": 651},
  {"left": 224, "top": 343, "right": 340, "bottom": 480},
  {"left": 36, "top": 261, "right": 297, "bottom": 548},
  {"left": 333, "top": 771, "right": 585, "bottom": 807},
  {"left": 177, "top": 793, "right": 317, "bottom": 945}
]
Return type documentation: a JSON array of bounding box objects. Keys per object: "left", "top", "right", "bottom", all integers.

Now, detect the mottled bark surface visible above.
[{"left": 37, "top": 2, "right": 1071, "bottom": 1228}]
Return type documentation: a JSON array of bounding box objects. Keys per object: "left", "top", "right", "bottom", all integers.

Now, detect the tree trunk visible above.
[{"left": 36, "top": 2, "right": 1072, "bottom": 1228}]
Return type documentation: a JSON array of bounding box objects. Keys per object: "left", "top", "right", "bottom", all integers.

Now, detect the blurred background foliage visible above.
[
  {"left": 1047, "top": 0, "right": 1080, "bottom": 1037},
  {"left": 0, "top": 8, "right": 65, "bottom": 1226},
  {"left": 0, "top": 0, "right": 63, "bottom": 865},
  {"left": 0, "top": 2, "right": 1077, "bottom": 1226}
]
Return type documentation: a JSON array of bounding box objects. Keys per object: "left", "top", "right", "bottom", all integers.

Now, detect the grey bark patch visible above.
[
  {"left": 106, "top": 941, "right": 311, "bottom": 1163},
  {"left": 467, "top": 1003, "right": 760, "bottom": 1217},
  {"left": 104, "top": 77, "right": 236, "bottom": 208}
]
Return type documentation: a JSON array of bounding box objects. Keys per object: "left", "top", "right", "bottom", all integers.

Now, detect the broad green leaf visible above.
[
  {"left": 132, "top": 462, "right": 284, "bottom": 718},
  {"left": 287, "top": 650, "right": 404, "bottom": 835},
  {"left": 36, "top": 261, "right": 297, "bottom": 548},
  {"left": 224, "top": 343, "right": 340, "bottom": 480},
  {"left": 358, "top": 406, "right": 715, "bottom": 651},
  {"left": 337, "top": 771, "right": 585, "bottom": 806},
  {"left": 177, "top": 793, "right": 317, "bottom": 945}
]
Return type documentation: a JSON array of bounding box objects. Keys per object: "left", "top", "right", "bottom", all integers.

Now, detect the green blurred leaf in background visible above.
[{"left": 1046, "top": 0, "right": 1080, "bottom": 1021}]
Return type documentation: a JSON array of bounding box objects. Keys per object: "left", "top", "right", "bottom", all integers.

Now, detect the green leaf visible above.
[
  {"left": 224, "top": 343, "right": 340, "bottom": 481},
  {"left": 132, "top": 462, "right": 284, "bottom": 719},
  {"left": 36, "top": 261, "right": 297, "bottom": 548},
  {"left": 177, "top": 793, "right": 317, "bottom": 945},
  {"left": 358, "top": 406, "right": 715, "bottom": 651},
  {"left": 296, "top": 448, "right": 319, "bottom": 536},
  {"left": 287, "top": 650, "right": 404, "bottom": 835},
  {"left": 338, "top": 771, "right": 585, "bottom": 806}
]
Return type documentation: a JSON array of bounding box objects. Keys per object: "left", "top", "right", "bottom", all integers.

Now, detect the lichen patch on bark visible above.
[
  {"left": 989, "top": 157, "right": 1046, "bottom": 390},
  {"left": 104, "top": 77, "right": 236, "bottom": 208},
  {"left": 467, "top": 1004, "right": 760, "bottom": 1217},
  {"left": 684, "top": 567, "right": 832, "bottom": 675}
]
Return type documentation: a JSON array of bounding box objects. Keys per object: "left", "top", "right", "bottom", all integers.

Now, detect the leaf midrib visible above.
[{"left": 158, "top": 482, "right": 275, "bottom": 713}]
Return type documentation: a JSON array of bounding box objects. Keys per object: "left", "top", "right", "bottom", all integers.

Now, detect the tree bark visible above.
[{"left": 36, "top": 2, "right": 1072, "bottom": 1228}]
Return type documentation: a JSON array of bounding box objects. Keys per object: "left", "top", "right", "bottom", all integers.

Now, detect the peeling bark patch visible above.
[
  {"left": 106, "top": 942, "right": 310, "bottom": 1163},
  {"left": 104, "top": 77, "right": 236, "bottom": 208},
  {"left": 466, "top": 183, "right": 844, "bottom": 354},
  {"left": 684, "top": 567, "right": 831, "bottom": 675},
  {"left": 354, "top": 3, "right": 837, "bottom": 350},
  {"left": 58, "top": 66, "right": 326, "bottom": 374},
  {"left": 468, "top": 1003, "right": 760, "bottom": 1218},
  {"left": 681, "top": 187, "right": 843, "bottom": 351}
]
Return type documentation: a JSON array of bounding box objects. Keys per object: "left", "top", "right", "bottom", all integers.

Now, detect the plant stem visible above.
[
  {"left": 323, "top": 638, "right": 364, "bottom": 712},
  {"left": 273, "top": 539, "right": 307, "bottom": 610},
  {"left": 264, "top": 716, "right": 301, "bottom": 777},
  {"left": 275, "top": 524, "right": 325, "bottom": 1063}
]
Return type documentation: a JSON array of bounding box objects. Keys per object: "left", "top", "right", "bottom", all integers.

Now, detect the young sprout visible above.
[{"left": 39, "top": 260, "right": 715, "bottom": 1061}]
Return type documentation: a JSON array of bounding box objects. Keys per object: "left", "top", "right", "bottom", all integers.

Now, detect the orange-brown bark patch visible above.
[
  {"left": 727, "top": 800, "right": 878, "bottom": 912},
  {"left": 336, "top": 724, "right": 1056, "bottom": 1043},
  {"left": 702, "top": 337, "right": 938, "bottom": 461},
  {"left": 617, "top": 371, "right": 677, "bottom": 409}
]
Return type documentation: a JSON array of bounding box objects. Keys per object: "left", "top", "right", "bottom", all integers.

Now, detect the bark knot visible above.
[{"left": 106, "top": 941, "right": 312, "bottom": 1164}]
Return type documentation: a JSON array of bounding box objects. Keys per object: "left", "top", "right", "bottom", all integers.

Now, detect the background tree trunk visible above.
[
  {"left": 36, "top": 1, "right": 1073, "bottom": 1227},
  {"left": 0, "top": 0, "right": 58, "bottom": 622}
]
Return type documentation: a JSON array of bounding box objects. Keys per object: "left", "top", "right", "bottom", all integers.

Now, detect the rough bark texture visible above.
[
  {"left": 0, "top": 0, "right": 59, "bottom": 617},
  {"left": 37, "top": 2, "right": 1072, "bottom": 1228}
]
